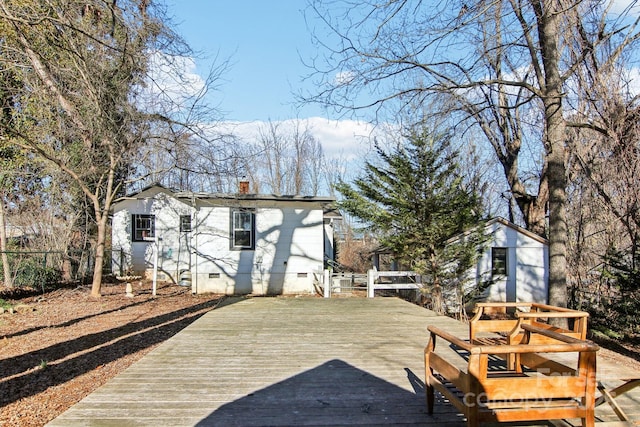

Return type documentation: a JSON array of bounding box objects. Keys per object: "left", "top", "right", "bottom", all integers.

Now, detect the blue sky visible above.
[
  {"left": 162, "top": 0, "right": 379, "bottom": 167},
  {"left": 166, "top": 1, "right": 323, "bottom": 122}
]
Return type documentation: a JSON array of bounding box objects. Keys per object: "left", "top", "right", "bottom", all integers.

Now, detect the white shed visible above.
[
  {"left": 111, "top": 184, "right": 338, "bottom": 295},
  {"left": 474, "top": 217, "right": 549, "bottom": 304}
]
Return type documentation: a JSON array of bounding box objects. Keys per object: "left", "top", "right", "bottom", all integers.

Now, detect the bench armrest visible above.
[
  {"left": 520, "top": 323, "right": 597, "bottom": 350},
  {"left": 427, "top": 325, "right": 473, "bottom": 352},
  {"left": 515, "top": 311, "right": 589, "bottom": 319},
  {"left": 529, "top": 303, "right": 589, "bottom": 314},
  {"left": 474, "top": 302, "right": 533, "bottom": 309}
]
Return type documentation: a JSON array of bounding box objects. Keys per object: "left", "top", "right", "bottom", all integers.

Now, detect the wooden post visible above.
[
  {"left": 323, "top": 269, "right": 330, "bottom": 298},
  {"left": 119, "top": 249, "right": 124, "bottom": 277},
  {"left": 367, "top": 269, "right": 375, "bottom": 298},
  {"left": 152, "top": 236, "right": 159, "bottom": 296}
]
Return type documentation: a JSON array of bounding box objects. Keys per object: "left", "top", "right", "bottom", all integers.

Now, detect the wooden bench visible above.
[
  {"left": 469, "top": 302, "right": 590, "bottom": 370},
  {"left": 424, "top": 323, "right": 599, "bottom": 427},
  {"left": 469, "top": 302, "right": 589, "bottom": 346}
]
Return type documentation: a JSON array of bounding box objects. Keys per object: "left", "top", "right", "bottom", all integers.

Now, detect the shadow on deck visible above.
[{"left": 46, "top": 297, "right": 640, "bottom": 427}]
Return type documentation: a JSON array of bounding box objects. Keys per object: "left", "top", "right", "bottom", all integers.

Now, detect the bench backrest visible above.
[{"left": 469, "top": 302, "right": 589, "bottom": 342}]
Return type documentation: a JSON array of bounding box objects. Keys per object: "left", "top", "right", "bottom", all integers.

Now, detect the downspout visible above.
[
  {"left": 191, "top": 194, "right": 198, "bottom": 294},
  {"left": 194, "top": 219, "right": 198, "bottom": 294}
]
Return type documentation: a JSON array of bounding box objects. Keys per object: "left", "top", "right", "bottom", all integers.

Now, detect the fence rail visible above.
[
  {"left": 366, "top": 269, "right": 422, "bottom": 298},
  {"left": 320, "top": 270, "right": 424, "bottom": 298}
]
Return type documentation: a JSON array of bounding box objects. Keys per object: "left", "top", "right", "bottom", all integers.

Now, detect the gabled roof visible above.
[
  {"left": 444, "top": 217, "right": 548, "bottom": 246},
  {"left": 486, "top": 217, "right": 548, "bottom": 245}
]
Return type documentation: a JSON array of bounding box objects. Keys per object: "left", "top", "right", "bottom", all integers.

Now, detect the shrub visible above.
[{"left": 13, "top": 258, "right": 61, "bottom": 289}]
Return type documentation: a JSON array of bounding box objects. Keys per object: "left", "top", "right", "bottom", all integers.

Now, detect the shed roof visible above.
[{"left": 487, "top": 217, "right": 548, "bottom": 245}]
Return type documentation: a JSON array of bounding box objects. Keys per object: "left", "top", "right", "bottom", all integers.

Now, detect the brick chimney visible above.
[{"left": 239, "top": 180, "right": 250, "bottom": 194}]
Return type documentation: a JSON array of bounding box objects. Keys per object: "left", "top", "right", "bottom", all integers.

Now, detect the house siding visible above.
[
  {"left": 191, "top": 207, "right": 324, "bottom": 295},
  {"left": 475, "top": 219, "right": 548, "bottom": 304},
  {"left": 112, "top": 191, "right": 195, "bottom": 281},
  {"left": 111, "top": 186, "right": 333, "bottom": 295}
]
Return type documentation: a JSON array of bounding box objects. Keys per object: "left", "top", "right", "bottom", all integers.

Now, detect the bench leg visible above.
[
  {"left": 426, "top": 382, "right": 434, "bottom": 415},
  {"left": 596, "top": 380, "right": 635, "bottom": 422},
  {"left": 580, "top": 416, "right": 594, "bottom": 427},
  {"left": 425, "top": 344, "right": 435, "bottom": 415}
]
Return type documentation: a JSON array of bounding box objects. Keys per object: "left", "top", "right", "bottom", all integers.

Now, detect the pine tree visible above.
[{"left": 335, "top": 128, "right": 485, "bottom": 314}]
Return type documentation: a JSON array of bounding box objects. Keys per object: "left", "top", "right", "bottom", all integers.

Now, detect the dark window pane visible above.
[
  {"left": 492, "top": 247, "right": 508, "bottom": 276},
  {"left": 132, "top": 214, "right": 155, "bottom": 241},
  {"left": 180, "top": 215, "right": 191, "bottom": 232},
  {"left": 234, "top": 230, "right": 251, "bottom": 247}
]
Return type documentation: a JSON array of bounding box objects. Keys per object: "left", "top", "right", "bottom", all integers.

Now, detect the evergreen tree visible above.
[{"left": 335, "top": 128, "right": 486, "bottom": 314}]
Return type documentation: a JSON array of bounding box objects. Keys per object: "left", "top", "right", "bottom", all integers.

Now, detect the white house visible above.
[
  {"left": 473, "top": 217, "right": 549, "bottom": 304},
  {"left": 111, "top": 184, "right": 339, "bottom": 295}
]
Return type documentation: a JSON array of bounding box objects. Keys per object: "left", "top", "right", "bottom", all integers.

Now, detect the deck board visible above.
[{"left": 46, "top": 297, "right": 640, "bottom": 426}]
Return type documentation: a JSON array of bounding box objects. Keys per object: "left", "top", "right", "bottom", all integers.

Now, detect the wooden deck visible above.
[{"left": 46, "top": 297, "right": 640, "bottom": 426}]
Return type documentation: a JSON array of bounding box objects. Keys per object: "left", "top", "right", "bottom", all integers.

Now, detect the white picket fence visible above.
[
  {"left": 319, "top": 268, "right": 422, "bottom": 298},
  {"left": 366, "top": 269, "right": 422, "bottom": 297}
]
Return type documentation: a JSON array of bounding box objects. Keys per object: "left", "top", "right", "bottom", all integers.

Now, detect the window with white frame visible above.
[
  {"left": 491, "top": 247, "right": 508, "bottom": 277},
  {"left": 231, "top": 209, "right": 255, "bottom": 250},
  {"left": 132, "top": 214, "right": 155, "bottom": 241}
]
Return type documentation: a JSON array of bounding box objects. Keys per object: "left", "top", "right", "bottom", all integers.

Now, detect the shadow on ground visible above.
[{"left": 0, "top": 296, "right": 231, "bottom": 408}]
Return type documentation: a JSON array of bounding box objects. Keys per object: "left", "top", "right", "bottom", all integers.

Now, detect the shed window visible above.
[
  {"left": 231, "top": 209, "right": 255, "bottom": 250},
  {"left": 180, "top": 215, "right": 192, "bottom": 232},
  {"left": 491, "top": 247, "right": 508, "bottom": 277},
  {"left": 132, "top": 214, "right": 155, "bottom": 241}
]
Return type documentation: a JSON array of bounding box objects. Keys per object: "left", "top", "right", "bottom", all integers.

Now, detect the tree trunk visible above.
[
  {"left": 535, "top": 0, "right": 569, "bottom": 325},
  {"left": 547, "top": 132, "right": 569, "bottom": 311},
  {"left": 90, "top": 213, "right": 108, "bottom": 298},
  {"left": 511, "top": 179, "right": 548, "bottom": 237},
  {"left": 0, "top": 194, "right": 13, "bottom": 287}
]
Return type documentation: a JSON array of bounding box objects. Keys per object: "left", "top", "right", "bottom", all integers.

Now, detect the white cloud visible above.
[
  {"left": 304, "top": 117, "right": 378, "bottom": 159},
  {"left": 607, "top": 0, "right": 640, "bottom": 14},
  {"left": 334, "top": 70, "right": 356, "bottom": 85},
  {"left": 217, "top": 117, "right": 379, "bottom": 161},
  {"left": 140, "top": 53, "right": 207, "bottom": 113}
]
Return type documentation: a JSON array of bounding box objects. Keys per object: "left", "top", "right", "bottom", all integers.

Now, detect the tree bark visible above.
[
  {"left": 534, "top": 0, "right": 569, "bottom": 322},
  {"left": 0, "top": 193, "right": 13, "bottom": 288},
  {"left": 91, "top": 212, "right": 108, "bottom": 298}
]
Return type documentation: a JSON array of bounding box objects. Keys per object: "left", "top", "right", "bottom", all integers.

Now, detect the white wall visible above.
[
  {"left": 474, "top": 220, "right": 548, "bottom": 304},
  {"left": 191, "top": 207, "right": 324, "bottom": 295},
  {"left": 111, "top": 190, "right": 195, "bottom": 283},
  {"left": 112, "top": 190, "right": 327, "bottom": 295}
]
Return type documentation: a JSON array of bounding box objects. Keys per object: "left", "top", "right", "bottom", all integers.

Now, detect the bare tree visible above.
[
  {"left": 0, "top": 190, "right": 10, "bottom": 287},
  {"left": 0, "top": 0, "right": 225, "bottom": 296},
  {"left": 304, "top": 0, "right": 640, "bottom": 311},
  {"left": 289, "top": 120, "right": 325, "bottom": 195},
  {"left": 259, "top": 121, "right": 288, "bottom": 194},
  {"left": 251, "top": 119, "right": 327, "bottom": 195}
]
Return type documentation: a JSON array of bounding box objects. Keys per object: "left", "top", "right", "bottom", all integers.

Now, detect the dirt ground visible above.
[
  {"left": 1, "top": 282, "right": 639, "bottom": 427},
  {"left": 0, "top": 281, "right": 224, "bottom": 427}
]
